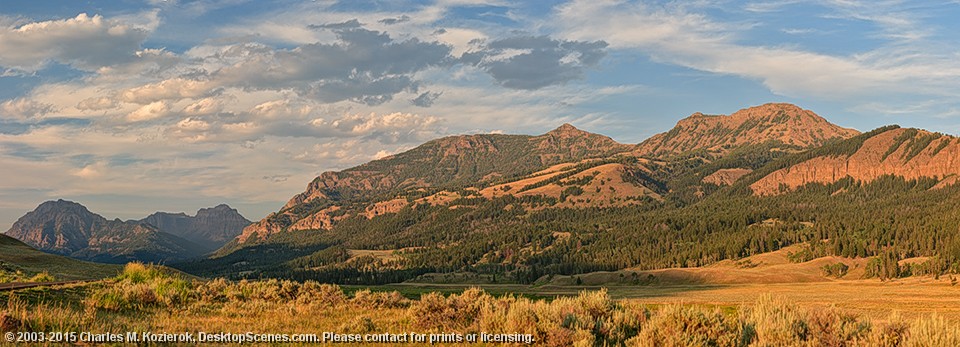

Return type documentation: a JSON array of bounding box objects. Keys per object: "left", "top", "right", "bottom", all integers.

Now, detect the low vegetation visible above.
[{"left": 2, "top": 264, "right": 959, "bottom": 346}]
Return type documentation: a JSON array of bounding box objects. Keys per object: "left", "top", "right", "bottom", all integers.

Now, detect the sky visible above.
[{"left": 3, "top": 0, "right": 960, "bottom": 229}]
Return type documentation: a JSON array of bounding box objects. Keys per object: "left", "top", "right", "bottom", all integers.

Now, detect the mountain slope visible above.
[
  {"left": 191, "top": 103, "right": 929, "bottom": 286},
  {"left": 0, "top": 234, "right": 120, "bottom": 281},
  {"left": 140, "top": 204, "right": 250, "bottom": 250},
  {"left": 283, "top": 124, "right": 634, "bottom": 209},
  {"left": 636, "top": 103, "right": 859, "bottom": 157},
  {"left": 747, "top": 126, "right": 960, "bottom": 195},
  {"left": 5, "top": 200, "right": 208, "bottom": 264},
  {"left": 237, "top": 124, "right": 637, "bottom": 244}
]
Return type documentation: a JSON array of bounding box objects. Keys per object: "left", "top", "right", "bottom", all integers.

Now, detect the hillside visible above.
[
  {"left": 0, "top": 234, "right": 119, "bottom": 281},
  {"left": 237, "top": 124, "right": 638, "bottom": 243},
  {"left": 4, "top": 200, "right": 208, "bottom": 264},
  {"left": 180, "top": 103, "right": 940, "bottom": 286},
  {"left": 750, "top": 126, "right": 960, "bottom": 195}
]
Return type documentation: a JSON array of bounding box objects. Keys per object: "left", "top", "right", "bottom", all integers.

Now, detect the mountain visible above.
[
  {"left": 4, "top": 200, "right": 208, "bottom": 264},
  {"left": 236, "top": 124, "right": 636, "bottom": 243},
  {"left": 0, "top": 234, "right": 120, "bottom": 281},
  {"left": 636, "top": 103, "right": 859, "bottom": 157},
  {"left": 178, "top": 102, "right": 918, "bottom": 285},
  {"left": 140, "top": 204, "right": 250, "bottom": 250},
  {"left": 747, "top": 126, "right": 960, "bottom": 196}
]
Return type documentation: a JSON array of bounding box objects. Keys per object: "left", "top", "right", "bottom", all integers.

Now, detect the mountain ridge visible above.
[
  {"left": 232, "top": 102, "right": 861, "bottom": 246},
  {"left": 5, "top": 200, "right": 250, "bottom": 263},
  {"left": 636, "top": 103, "right": 859, "bottom": 157}
]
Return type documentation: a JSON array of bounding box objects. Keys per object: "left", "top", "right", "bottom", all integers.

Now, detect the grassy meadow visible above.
[{"left": 2, "top": 263, "right": 960, "bottom": 346}]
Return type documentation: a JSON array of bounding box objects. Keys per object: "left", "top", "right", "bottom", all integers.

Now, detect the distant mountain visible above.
[
  {"left": 5, "top": 200, "right": 208, "bottom": 264},
  {"left": 636, "top": 103, "right": 859, "bottom": 157},
  {"left": 140, "top": 204, "right": 250, "bottom": 250}
]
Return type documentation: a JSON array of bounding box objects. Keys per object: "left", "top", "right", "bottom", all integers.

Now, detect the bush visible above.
[
  {"left": 908, "top": 314, "right": 960, "bottom": 346},
  {"left": 352, "top": 289, "right": 408, "bottom": 309},
  {"left": 87, "top": 263, "right": 191, "bottom": 311},
  {"left": 28, "top": 272, "right": 55, "bottom": 283},
  {"left": 628, "top": 304, "right": 741, "bottom": 346}
]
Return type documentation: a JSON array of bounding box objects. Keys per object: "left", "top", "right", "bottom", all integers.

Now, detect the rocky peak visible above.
[
  {"left": 141, "top": 204, "right": 250, "bottom": 248},
  {"left": 546, "top": 123, "right": 587, "bottom": 137},
  {"left": 637, "top": 103, "right": 859, "bottom": 157}
]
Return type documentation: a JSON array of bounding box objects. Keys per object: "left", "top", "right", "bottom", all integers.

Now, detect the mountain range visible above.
[
  {"left": 4, "top": 201, "right": 249, "bottom": 264},
  {"left": 169, "top": 103, "right": 960, "bottom": 284},
  {"left": 13, "top": 102, "right": 960, "bottom": 285}
]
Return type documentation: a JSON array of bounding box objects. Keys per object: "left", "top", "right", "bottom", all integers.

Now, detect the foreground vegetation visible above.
[{"left": 3, "top": 264, "right": 960, "bottom": 346}]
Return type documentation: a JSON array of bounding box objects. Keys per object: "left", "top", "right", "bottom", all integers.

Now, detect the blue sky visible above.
[{"left": 2, "top": 0, "right": 960, "bottom": 228}]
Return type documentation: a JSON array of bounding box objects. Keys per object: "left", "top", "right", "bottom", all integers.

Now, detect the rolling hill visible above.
[{"left": 0, "top": 234, "right": 119, "bottom": 281}]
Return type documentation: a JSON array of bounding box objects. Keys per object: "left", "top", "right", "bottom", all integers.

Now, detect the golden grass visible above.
[{"left": 2, "top": 263, "right": 959, "bottom": 346}]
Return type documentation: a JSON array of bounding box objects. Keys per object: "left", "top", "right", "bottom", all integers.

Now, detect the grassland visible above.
[
  {"left": 2, "top": 263, "right": 960, "bottom": 346},
  {"left": 0, "top": 235, "right": 120, "bottom": 282}
]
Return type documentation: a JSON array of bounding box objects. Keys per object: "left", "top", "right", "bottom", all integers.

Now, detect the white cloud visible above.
[
  {"left": 552, "top": 0, "right": 960, "bottom": 99},
  {"left": 77, "top": 97, "right": 119, "bottom": 111},
  {"left": 0, "top": 13, "right": 152, "bottom": 72},
  {"left": 0, "top": 98, "right": 54, "bottom": 119},
  {"left": 121, "top": 78, "right": 214, "bottom": 104},
  {"left": 127, "top": 101, "right": 171, "bottom": 122}
]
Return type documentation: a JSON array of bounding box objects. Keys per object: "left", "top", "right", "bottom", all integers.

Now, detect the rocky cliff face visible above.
[
  {"left": 751, "top": 127, "right": 960, "bottom": 195},
  {"left": 637, "top": 103, "right": 859, "bottom": 157},
  {"left": 140, "top": 204, "right": 251, "bottom": 249},
  {"left": 5, "top": 200, "right": 206, "bottom": 263}
]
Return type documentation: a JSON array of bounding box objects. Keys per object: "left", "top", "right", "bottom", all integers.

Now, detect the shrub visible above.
[
  {"left": 628, "top": 304, "right": 741, "bottom": 347},
  {"left": 908, "top": 314, "right": 960, "bottom": 347},
  {"left": 28, "top": 272, "right": 55, "bottom": 283},
  {"left": 297, "top": 281, "right": 347, "bottom": 307},
  {"left": 87, "top": 262, "right": 191, "bottom": 311},
  {"left": 352, "top": 289, "right": 408, "bottom": 309}
]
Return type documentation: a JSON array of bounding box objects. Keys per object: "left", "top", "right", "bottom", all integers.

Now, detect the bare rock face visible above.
[
  {"left": 751, "top": 128, "right": 960, "bottom": 195},
  {"left": 141, "top": 204, "right": 251, "bottom": 249},
  {"left": 637, "top": 103, "right": 860, "bottom": 157},
  {"left": 5, "top": 200, "right": 101, "bottom": 254},
  {"left": 703, "top": 168, "right": 753, "bottom": 186}
]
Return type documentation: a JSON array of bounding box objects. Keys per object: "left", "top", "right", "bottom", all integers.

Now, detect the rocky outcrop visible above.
[
  {"left": 290, "top": 206, "right": 343, "bottom": 231},
  {"left": 140, "top": 204, "right": 250, "bottom": 249},
  {"left": 703, "top": 168, "right": 753, "bottom": 186},
  {"left": 637, "top": 103, "right": 859, "bottom": 157},
  {"left": 751, "top": 128, "right": 960, "bottom": 195}
]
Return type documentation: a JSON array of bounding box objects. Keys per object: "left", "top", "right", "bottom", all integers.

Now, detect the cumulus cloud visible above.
[
  {"left": 121, "top": 78, "right": 215, "bottom": 104},
  {"left": 0, "top": 98, "right": 55, "bottom": 119},
  {"left": 77, "top": 97, "right": 119, "bottom": 111},
  {"left": 463, "top": 35, "right": 608, "bottom": 90},
  {"left": 182, "top": 97, "right": 226, "bottom": 116},
  {"left": 210, "top": 26, "right": 452, "bottom": 104},
  {"left": 0, "top": 13, "right": 151, "bottom": 72},
  {"left": 126, "top": 101, "right": 171, "bottom": 122},
  {"left": 411, "top": 91, "right": 442, "bottom": 107}
]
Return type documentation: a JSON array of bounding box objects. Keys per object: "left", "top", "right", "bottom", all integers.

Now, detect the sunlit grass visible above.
[{"left": 2, "top": 263, "right": 959, "bottom": 346}]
